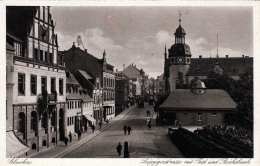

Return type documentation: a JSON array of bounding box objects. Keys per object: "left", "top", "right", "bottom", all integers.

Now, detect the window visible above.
[
  {"left": 34, "top": 48, "right": 38, "bottom": 60},
  {"left": 44, "top": 52, "right": 48, "bottom": 62},
  {"left": 41, "top": 77, "right": 47, "bottom": 93},
  {"left": 18, "top": 73, "right": 25, "bottom": 95},
  {"left": 51, "top": 78, "right": 56, "bottom": 93},
  {"left": 197, "top": 113, "right": 202, "bottom": 121},
  {"left": 31, "top": 111, "right": 37, "bottom": 131},
  {"left": 211, "top": 113, "right": 217, "bottom": 116},
  {"left": 31, "top": 75, "right": 37, "bottom": 95},
  {"left": 49, "top": 53, "right": 53, "bottom": 64},
  {"left": 40, "top": 50, "right": 44, "bottom": 61},
  {"left": 59, "top": 79, "right": 64, "bottom": 95}
]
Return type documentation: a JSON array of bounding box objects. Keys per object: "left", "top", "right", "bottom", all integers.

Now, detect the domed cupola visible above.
[
  {"left": 175, "top": 25, "right": 186, "bottom": 36},
  {"left": 190, "top": 77, "right": 206, "bottom": 95}
]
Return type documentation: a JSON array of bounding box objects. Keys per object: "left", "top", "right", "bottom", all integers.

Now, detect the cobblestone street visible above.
[{"left": 62, "top": 104, "right": 183, "bottom": 158}]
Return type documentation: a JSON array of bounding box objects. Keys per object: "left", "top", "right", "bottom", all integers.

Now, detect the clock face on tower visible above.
[{"left": 177, "top": 57, "right": 184, "bottom": 63}]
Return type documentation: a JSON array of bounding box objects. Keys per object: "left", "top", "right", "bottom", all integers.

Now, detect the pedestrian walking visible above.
[
  {"left": 146, "top": 110, "right": 150, "bottom": 117},
  {"left": 116, "top": 142, "right": 122, "bottom": 157},
  {"left": 127, "top": 126, "right": 132, "bottom": 135},
  {"left": 148, "top": 119, "right": 151, "bottom": 129},
  {"left": 69, "top": 131, "right": 72, "bottom": 142},
  {"left": 91, "top": 125, "right": 95, "bottom": 133},
  {"left": 123, "top": 125, "right": 127, "bottom": 135},
  {"left": 123, "top": 141, "right": 129, "bottom": 158},
  {"left": 99, "top": 121, "right": 102, "bottom": 129},
  {"left": 78, "top": 131, "right": 82, "bottom": 140},
  {"left": 64, "top": 137, "right": 68, "bottom": 146}
]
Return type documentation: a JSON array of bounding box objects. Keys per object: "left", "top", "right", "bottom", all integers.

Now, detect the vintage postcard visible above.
[{"left": 1, "top": 0, "right": 260, "bottom": 166}]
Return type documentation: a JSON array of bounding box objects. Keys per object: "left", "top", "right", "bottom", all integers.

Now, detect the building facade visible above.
[
  {"left": 65, "top": 71, "right": 94, "bottom": 137},
  {"left": 115, "top": 71, "right": 129, "bottom": 116},
  {"left": 101, "top": 51, "right": 116, "bottom": 121},
  {"left": 159, "top": 79, "right": 236, "bottom": 126},
  {"left": 7, "top": 6, "right": 66, "bottom": 152},
  {"left": 62, "top": 44, "right": 115, "bottom": 124}
]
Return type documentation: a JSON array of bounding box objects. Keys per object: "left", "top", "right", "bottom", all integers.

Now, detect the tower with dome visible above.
[{"left": 165, "top": 15, "right": 192, "bottom": 92}]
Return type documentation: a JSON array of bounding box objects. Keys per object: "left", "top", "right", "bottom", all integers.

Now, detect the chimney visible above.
[
  {"left": 225, "top": 55, "right": 229, "bottom": 58},
  {"left": 199, "top": 55, "right": 202, "bottom": 59},
  {"left": 123, "top": 64, "right": 125, "bottom": 70},
  {"left": 242, "top": 54, "right": 245, "bottom": 58}
]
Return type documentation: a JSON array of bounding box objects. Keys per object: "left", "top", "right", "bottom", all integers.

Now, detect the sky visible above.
[{"left": 51, "top": 6, "right": 253, "bottom": 78}]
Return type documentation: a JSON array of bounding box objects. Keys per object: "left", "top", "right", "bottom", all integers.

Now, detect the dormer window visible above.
[
  {"left": 39, "top": 24, "right": 49, "bottom": 42},
  {"left": 14, "top": 42, "right": 22, "bottom": 57}
]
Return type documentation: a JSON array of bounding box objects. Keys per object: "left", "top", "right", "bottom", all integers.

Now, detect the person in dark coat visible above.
[
  {"left": 127, "top": 126, "right": 132, "bottom": 135},
  {"left": 146, "top": 110, "right": 150, "bottom": 117},
  {"left": 116, "top": 142, "right": 122, "bottom": 157},
  {"left": 64, "top": 137, "right": 68, "bottom": 146},
  {"left": 123, "top": 125, "right": 127, "bottom": 135},
  {"left": 69, "top": 131, "right": 72, "bottom": 142},
  {"left": 123, "top": 141, "right": 129, "bottom": 158},
  {"left": 99, "top": 121, "right": 102, "bottom": 129},
  {"left": 91, "top": 125, "right": 95, "bottom": 133},
  {"left": 148, "top": 120, "right": 151, "bottom": 129},
  {"left": 78, "top": 131, "right": 82, "bottom": 140}
]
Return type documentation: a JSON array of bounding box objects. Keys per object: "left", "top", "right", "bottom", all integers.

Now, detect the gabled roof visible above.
[
  {"left": 187, "top": 57, "right": 253, "bottom": 76},
  {"left": 62, "top": 45, "right": 114, "bottom": 79},
  {"left": 66, "top": 72, "right": 80, "bottom": 86},
  {"left": 122, "top": 64, "right": 142, "bottom": 80},
  {"left": 7, "top": 6, "right": 38, "bottom": 42},
  {"left": 160, "top": 89, "right": 236, "bottom": 111},
  {"left": 78, "top": 70, "right": 93, "bottom": 80}
]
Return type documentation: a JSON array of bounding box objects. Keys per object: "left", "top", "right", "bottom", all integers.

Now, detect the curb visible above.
[
  {"left": 55, "top": 105, "right": 135, "bottom": 157},
  {"left": 29, "top": 105, "right": 135, "bottom": 158}
]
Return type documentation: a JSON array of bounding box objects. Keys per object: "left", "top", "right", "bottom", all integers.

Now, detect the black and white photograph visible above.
[{"left": 3, "top": 0, "right": 258, "bottom": 164}]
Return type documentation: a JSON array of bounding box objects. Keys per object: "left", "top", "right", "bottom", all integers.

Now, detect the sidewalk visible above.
[{"left": 28, "top": 105, "right": 135, "bottom": 158}]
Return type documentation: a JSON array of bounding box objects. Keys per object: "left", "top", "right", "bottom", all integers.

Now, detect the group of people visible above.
[
  {"left": 63, "top": 131, "right": 74, "bottom": 146},
  {"left": 123, "top": 125, "right": 132, "bottom": 135},
  {"left": 116, "top": 141, "right": 130, "bottom": 158}
]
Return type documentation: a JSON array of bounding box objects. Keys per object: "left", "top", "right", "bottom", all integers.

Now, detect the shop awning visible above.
[
  {"left": 83, "top": 114, "right": 96, "bottom": 124},
  {"left": 6, "top": 131, "right": 30, "bottom": 157}
]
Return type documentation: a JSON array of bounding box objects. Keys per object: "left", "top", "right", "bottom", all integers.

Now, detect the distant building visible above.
[
  {"left": 122, "top": 64, "right": 146, "bottom": 96},
  {"left": 6, "top": 6, "right": 66, "bottom": 154},
  {"left": 186, "top": 56, "right": 253, "bottom": 82},
  {"left": 62, "top": 44, "right": 115, "bottom": 123},
  {"left": 155, "top": 74, "right": 165, "bottom": 95}
]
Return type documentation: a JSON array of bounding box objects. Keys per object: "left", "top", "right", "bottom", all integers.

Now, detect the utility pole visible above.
[{"left": 216, "top": 33, "right": 219, "bottom": 58}]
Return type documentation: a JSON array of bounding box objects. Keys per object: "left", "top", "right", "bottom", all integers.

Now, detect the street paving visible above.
[{"left": 62, "top": 104, "right": 183, "bottom": 158}]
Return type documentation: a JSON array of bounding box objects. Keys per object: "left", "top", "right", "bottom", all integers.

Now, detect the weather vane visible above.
[{"left": 178, "top": 11, "right": 182, "bottom": 25}]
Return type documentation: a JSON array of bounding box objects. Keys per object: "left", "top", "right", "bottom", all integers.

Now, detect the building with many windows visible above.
[
  {"left": 62, "top": 44, "right": 115, "bottom": 123},
  {"left": 6, "top": 6, "right": 66, "bottom": 154},
  {"left": 65, "top": 71, "right": 94, "bottom": 138}
]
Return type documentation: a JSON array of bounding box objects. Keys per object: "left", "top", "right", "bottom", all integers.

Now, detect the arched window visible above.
[
  {"left": 18, "top": 112, "right": 26, "bottom": 135},
  {"left": 31, "top": 111, "right": 37, "bottom": 132}
]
